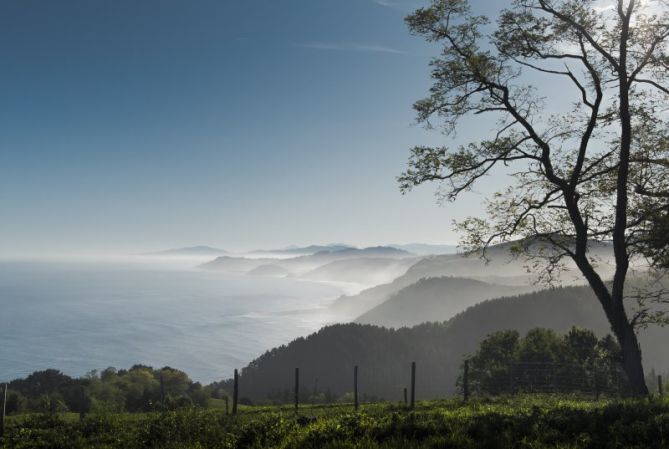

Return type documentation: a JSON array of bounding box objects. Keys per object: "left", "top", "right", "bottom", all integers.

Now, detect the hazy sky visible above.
[{"left": 0, "top": 0, "right": 508, "bottom": 255}]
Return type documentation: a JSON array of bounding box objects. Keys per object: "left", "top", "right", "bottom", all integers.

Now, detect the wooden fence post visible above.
[
  {"left": 0, "top": 384, "right": 6, "bottom": 439},
  {"left": 232, "top": 369, "right": 239, "bottom": 415},
  {"left": 410, "top": 362, "right": 416, "bottom": 409},
  {"left": 659, "top": 375, "right": 664, "bottom": 397},
  {"left": 463, "top": 359, "right": 469, "bottom": 402},
  {"left": 294, "top": 368, "right": 299, "bottom": 414},
  {"left": 354, "top": 366, "right": 359, "bottom": 411},
  {"left": 509, "top": 363, "right": 514, "bottom": 395},
  {"left": 224, "top": 396, "right": 229, "bottom": 415},
  {"left": 160, "top": 374, "right": 165, "bottom": 406}
]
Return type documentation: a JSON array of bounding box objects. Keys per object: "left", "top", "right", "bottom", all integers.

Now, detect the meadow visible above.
[{"left": 3, "top": 395, "right": 669, "bottom": 449}]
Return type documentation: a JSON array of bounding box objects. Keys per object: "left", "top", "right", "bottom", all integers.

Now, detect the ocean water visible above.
[{"left": 0, "top": 258, "right": 349, "bottom": 383}]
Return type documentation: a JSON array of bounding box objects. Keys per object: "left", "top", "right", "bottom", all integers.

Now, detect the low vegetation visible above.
[
  {"left": 4, "top": 396, "right": 669, "bottom": 448},
  {"left": 5, "top": 326, "right": 668, "bottom": 447}
]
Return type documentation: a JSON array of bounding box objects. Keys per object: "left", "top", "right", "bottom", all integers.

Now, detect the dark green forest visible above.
[
  {"left": 229, "top": 286, "right": 607, "bottom": 402},
  {"left": 230, "top": 284, "right": 669, "bottom": 402}
]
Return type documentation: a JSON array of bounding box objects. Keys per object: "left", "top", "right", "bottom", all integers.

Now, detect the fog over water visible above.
[{"left": 0, "top": 257, "right": 354, "bottom": 383}]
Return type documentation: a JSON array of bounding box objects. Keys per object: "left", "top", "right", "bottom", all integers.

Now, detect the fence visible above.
[
  {"left": 462, "top": 361, "right": 630, "bottom": 398},
  {"left": 225, "top": 362, "right": 420, "bottom": 414},
  {"left": 1, "top": 360, "right": 661, "bottom": 425},
  {"left": 224, "top": 359, "right": 640, "bottom": 414}
]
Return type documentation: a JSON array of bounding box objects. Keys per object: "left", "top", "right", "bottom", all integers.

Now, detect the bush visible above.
[{"left": 4, "top": 397, "right": 669, "bottom": 449}]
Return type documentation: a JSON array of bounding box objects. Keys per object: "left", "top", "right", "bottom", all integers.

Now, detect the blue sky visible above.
[{"left": 0, "top": 0, "right": 503, "bottom": 255}]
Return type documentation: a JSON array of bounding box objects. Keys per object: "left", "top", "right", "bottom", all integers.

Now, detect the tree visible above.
[
  {"left": 401, "top": 0, "right": 669, "bottom": 395},
  {"left": 517, "top": 328, "right": 563, "bottom": 363},
  {"left": 465, "top": 329, "right": 519, "bottom": 394},
  {"left": 62, "top": 384, "right": 92, "bottom": 418},
  {"left": 463, "top": 327, "right": 623, "bottom": 395}
]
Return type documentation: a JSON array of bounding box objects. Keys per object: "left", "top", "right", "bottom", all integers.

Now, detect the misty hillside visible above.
[
  {"left": 305, "top": 246, "right": 412, "bottom": 260},
  {"left": 355, "top": 277, "right": 530, "bottom": 328},
  {"left": 200, "top": 256, "right": 276, "bottom": 273},
  {"left": 251, "top": 244, "right": 355, "bottom": 256},
  {"left": 406, "top": 238, "right": 617, "bottom": 285},
  {"left": 230, "top": 285, "right": 669, "bottom": 402},
  {"left": 279, "top": 247, "right": 413, "bottom": 275},
  {"left": 330, "top": 240, "right": 616, "bottom": 319},
  {"left": 299, "top": 257, "right": 419, "bottom": 285},
  {"left": 403, "top": 250, "right": 613, "bottom": 287},
  {"left": 144, "top": 246, "right": 227, "bottom": 257},
  {"left": 246, "top": 264, "right": 291, "bottom": 277},
  {"left": 200, "top": 246, "right": 414, "bottom": 278},
  {"left": 389, "top": 243, "right": 458, "bottom": 255}
]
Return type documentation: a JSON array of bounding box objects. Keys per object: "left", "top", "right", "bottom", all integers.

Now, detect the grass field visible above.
[{"left": 3, "top": 395, "right": 669, "bottom": 448}]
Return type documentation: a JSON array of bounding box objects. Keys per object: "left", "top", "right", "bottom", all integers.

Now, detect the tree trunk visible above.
[
  {"left": 609, "top": 0, "right": 648, "bottom": 397},
  {"left": 616, "top": 319, "right": 649, "bottom": 396},
  {"left": 572, "top": 254, "right": 649, "bottom": 395}
]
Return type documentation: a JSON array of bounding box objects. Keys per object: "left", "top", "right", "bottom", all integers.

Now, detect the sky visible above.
[{"left": 0, "top": 0, "right": 509, "bottom": 256}]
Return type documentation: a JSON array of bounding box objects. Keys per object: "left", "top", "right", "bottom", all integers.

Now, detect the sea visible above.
[{"left": 0, "top": 256, "right": 354, "bottom": 384}]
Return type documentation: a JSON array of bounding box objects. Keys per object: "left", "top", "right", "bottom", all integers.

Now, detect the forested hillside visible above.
[{"left": 231, "top": 286, "right": 669, "bottom": 402}]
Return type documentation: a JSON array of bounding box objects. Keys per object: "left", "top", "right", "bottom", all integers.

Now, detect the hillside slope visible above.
[
  {"left": 201, "top": 246, "right": 413, "bottom": 278},
  {"left": 299, "top": 257, "right": 418, "bottom": 285},
  {"left": 355, "top": 277, "right": 530, "bottom": 327},
  {"left": 330, "top": 241, "right": 615, "bottom": 319},
  {"left": 233, "top": 285, "right": 669, "bottom": 402}
]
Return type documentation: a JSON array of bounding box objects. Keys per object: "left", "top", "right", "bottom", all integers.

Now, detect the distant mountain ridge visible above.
[
  {"left": 251, "top": 244, "right": 355, "bottom": 255},
  {"left": 200, "top": 246, "right": 414, "bottom": 281},
  {"left": 300, "top": 257, "right": 419, "bottom": 285},
  {"left": 330, "top": 239, "right": 616, "bottom": 319},
  {"left": 143, "top": 246, "right": 227, "bottom": 256},
  {"left": 389, "top": 243, "right": 458, "bottom": 255},
  {"left": 199, "top": 256, "right": 276, "bottom": 273},
  {"left": 311, "top": 246, "right": 412, "bottom": 258}
]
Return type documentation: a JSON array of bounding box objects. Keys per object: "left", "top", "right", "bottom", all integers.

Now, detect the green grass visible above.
[{"left": 3, "top": 395, "right": 669, "bottom": 449}]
